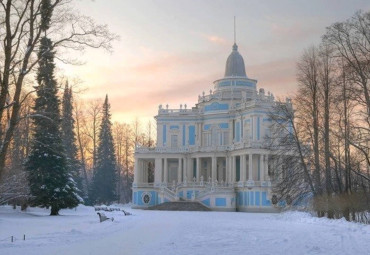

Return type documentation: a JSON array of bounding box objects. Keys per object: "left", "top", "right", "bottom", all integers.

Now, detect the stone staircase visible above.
[{"left": 146, "top": 201, "right": 211, "bottom": 211}]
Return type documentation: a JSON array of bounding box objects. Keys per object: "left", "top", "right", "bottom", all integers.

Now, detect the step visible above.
[{"left": 146, "top": 201, "right": 211, "bottom": 211}]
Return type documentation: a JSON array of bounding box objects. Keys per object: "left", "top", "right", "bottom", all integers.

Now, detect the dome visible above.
[{"left": 224, "top": 43, "right": 247, "bottom": 77}]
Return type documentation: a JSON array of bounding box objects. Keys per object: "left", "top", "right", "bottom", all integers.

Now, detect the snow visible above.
[{"left": 0, "top": 205, "right": 369, "bottom": 255}]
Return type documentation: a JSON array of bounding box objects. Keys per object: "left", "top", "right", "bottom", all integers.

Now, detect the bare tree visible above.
[
  {"left": 0, "top": 0, "right": 117, "bottom": 179},
  {"left": 84, "top": 99, "right": 102, "bottom": 172},
  {"left": 74, "top": 99, "right": 89, "bottom": 196},
  {"left": 268, "top": 100, "right": 316, "bottom": 206},
  {"left": 323, "top": 11, "right": 370, "bottom": 170},
  {"left": 296, "top": 46, "right": 323, "bottom": 198},
  {"left": 113, "top": 122, "right": 135, "bottom": 203}
]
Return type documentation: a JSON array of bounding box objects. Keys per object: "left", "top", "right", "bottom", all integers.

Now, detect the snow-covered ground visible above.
[{"left": 0, "top": 205, "right": 369, "bottom": 255}]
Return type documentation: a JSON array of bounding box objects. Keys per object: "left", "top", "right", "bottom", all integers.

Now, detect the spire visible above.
[
  {"left": 233, "top": 16, "right": 238, "bottom": 51},
  {"left": 234, "top": 16, "right": 236, "bottom": 45},
  {"left": 224, "top": 17, "right": 246, "bottom": 77}
]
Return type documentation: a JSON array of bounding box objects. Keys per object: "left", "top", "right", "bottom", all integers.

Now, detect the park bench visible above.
[
  {"left": 122, "top": 209, "right": 132, "bottom": 216},
  {"left": 97, "top": 212, "right": 114, "bottom": 223},
  {"left": 95, "top": 206, "right": 132, "bottom": 216}
]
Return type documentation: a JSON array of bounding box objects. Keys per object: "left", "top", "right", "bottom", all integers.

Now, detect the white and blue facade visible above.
[{"left": 133, "top": 43, "right": 280, "bottom": 212}]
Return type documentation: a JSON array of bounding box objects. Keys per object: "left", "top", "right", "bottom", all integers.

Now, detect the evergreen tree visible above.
[
  {"left": 26, "top": 36, "right": 80, "bottom": 215},
  {"left": 61, "top": 83, "right": 84, "bottom": 197},
  {"left": 89, "top": 95, "right": 117, "bottom": 204}
]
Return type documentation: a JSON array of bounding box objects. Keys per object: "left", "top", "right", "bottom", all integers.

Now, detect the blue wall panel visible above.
[
  {"left": 236, "top": 122, "right": 240, "bottom": 142},
  {"left": 215, "top": 198, "right": 226, "bottom": 206},
  {"left": 187, "top": 190, "right": 192, "bottom": 199},
  {"left": 255, "top": 191, "right": 260, "bottom": 206},
  {"left": 204, "top": 102, "right": 229, "bottom": 112},
  {"left": 189, "top": 125, "right": 195, "bottom": 145},
  {"left": 202, "top": 198, "right": 210, "bottom": 207},
  {"left": 186, "top": 190, "right": 199, "bottom": 199},
  {"left": 136, "top": 191, "right": 157, "bottom": 206},
  {"left": 262, "top": 192, "right": 271, "bottom": 206},
  {"left": 249, "top": 192, "right": 254, "bottom": 206},
  {"left": 238, "top": 192, "right": 243, "bottom": 206}
]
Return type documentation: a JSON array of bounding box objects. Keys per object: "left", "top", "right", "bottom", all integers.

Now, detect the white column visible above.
[
  {"left": 177, "top": 158, "right": 182, "bottom": 183},
  {"left": 232, "top": 156, "right": 236, "bottom": 183},
  {"left": 211, "top": 156, "right": 217, "bottom": 182},
  {"left": 225, "top": 156, "right": 230, "bottom": 183},
  {"left": 197, "top": 123, "right": 201, "bottom": 146},
  {"left": 196, "top": 157, "right": 200, "bottom": 181},
  {"left": 140, "top": 161, "right": 145, "bottom": 183},
  {"left": 133, "top": 158, "right": 139, "bottom": 184},
  {"left": 187, "top": 157, "right": 192, "bottom": 180},
  {"left": 154, "top": 158, "right": 162, "bottom": 184},
  {"left": 248, "top": 153, "right": 253, "bottom": 180},
  {"left": 241, "top": 154, "right": 246, "bottom": 182},
  {"left": 164, "top": 158, "right": 168, "bottom": 184},
  {"left": 264, "top": 155, "right": 269, "bottom": 181},
  {"left": 183, "top": 157, "right": 187, "bottom": 181},
  {"left": 260, "top": 154, "right": 264, "bottom": 181}
]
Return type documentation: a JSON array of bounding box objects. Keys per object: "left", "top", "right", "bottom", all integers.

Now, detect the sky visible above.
[{"left": 61, "top": 0, "right": 370, "bottom": 123}]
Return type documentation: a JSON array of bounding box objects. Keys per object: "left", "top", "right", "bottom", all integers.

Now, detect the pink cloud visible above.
[{"left": 203, "top": 34, "right": 228, "bottom": 45}]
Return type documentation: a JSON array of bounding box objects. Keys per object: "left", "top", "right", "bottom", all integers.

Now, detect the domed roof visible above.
[{"left": 224, "top": 43, "right": 247, "bottom": 77}]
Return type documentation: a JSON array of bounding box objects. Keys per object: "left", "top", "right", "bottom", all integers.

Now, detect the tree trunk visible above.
[{"left": 50, "top": 206, "right": 59, "bottom": 216}]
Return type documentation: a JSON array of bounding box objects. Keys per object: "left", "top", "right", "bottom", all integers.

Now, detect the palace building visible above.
[{"left": 132, "top": 41, "right": 283, "bottom": 212}]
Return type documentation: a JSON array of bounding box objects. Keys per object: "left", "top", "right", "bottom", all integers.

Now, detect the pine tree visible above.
[
  {"left": 89, "top": 95, "right": 117, "bottom": 204},
  {"left": 61, "top": 83, "right": 84, "bottom": 198},
  {"left": 26, "top": 36, "right": 80, "bottom": 215}
]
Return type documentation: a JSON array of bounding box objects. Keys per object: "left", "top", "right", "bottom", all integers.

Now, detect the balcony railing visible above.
[
  {"left": 133, "top": 180, "right": 271, "bottom": 189},
  {"left": 135, "top": 141, "right": 266, "bottom": 154}
]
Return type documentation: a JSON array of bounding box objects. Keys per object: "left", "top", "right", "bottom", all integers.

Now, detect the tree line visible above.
[
  {"left": 270, "top": 11, "right": 370, "bottom": 223},
  {"left": 0, "top": 0, "right": 155, "bottom": 214}
]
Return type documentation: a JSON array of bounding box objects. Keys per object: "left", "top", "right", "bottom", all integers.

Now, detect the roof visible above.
[{"left": 224, "top": 43, "right": 247, "bottom": 77}]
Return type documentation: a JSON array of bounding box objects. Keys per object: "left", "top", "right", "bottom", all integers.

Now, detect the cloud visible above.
[
  {"left": 203, "top": 34, "right": 228, "bottom": 45},
  {"left": 76, "top": 48, "right": 224, "bottom": 123}
]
